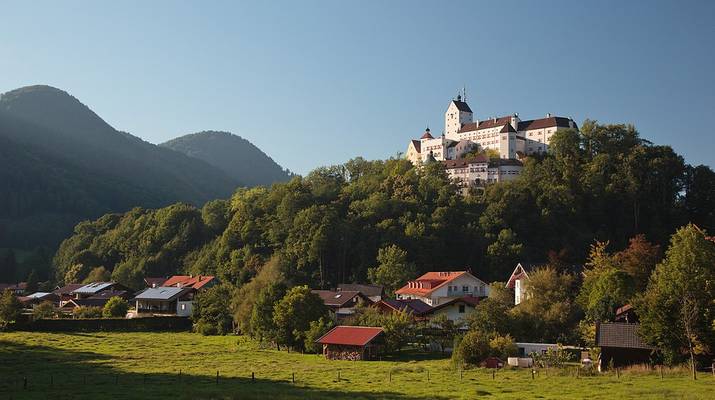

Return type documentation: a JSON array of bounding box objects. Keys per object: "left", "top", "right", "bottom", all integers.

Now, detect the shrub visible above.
[
  {"left": 73, "top": 306, "right": 103, "bottom": 319},
  {"left": 488, "top": 334, "right": 517, "bottom": 359},
  {"left": 0, "top": 291, "right": 23, "bottom": 328},
  {"left": 452, "top": 330, "right": 490, "bottom": 368},
  {"left": 192, "top": 284, "right": 235, "bottom": 335},
  {"left": 531, "top": 345, "right": 575, "bottom": 368},
  {"left": 303, "top": 317, "right": 334, "bottom": 353},
  {"left": 102, "top": 296, "right": 129, "bottom": 318},
  {"left": 33, "top": 301, "right": 56, "bottom": 320}
]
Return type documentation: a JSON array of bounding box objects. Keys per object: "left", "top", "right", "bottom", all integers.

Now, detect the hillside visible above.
[
  {"left": 161, "top": 131, "right": 293, "bottom": 187},
  {"left": 0, "top": 85, "right": 240, "bottom": 249}
]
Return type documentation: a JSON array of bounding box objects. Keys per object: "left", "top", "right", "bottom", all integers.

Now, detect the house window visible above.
[
  {"left": 458, "top": 304, "right": 466, "bottom": 313},
  {"left": 180, "top": 304, "right": 186, "bottom": 310},
  {"left": 462, "top": 286, "right": 469, "bottom": 292}
]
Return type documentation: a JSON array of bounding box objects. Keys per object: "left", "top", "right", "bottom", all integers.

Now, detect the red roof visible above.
[
  {"left": 162, "top": 275, "right": 215, "bottom": 290},
  {"left": 395, "top": 271, "right": 469, "bottom": 297},
  {"left": 316, "top": 326, "right": 384, "bottom": 346},
  {"left": 420, "top": 131, "right": 434, "bottom": 139}
]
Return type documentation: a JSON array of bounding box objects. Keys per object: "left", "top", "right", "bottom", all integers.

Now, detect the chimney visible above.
[{"left": 546, "top": 113, "right": 552, "bottom": 118}]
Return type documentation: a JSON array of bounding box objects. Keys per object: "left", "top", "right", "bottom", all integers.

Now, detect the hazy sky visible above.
[{"left": 2, "top": 0, "right": 713, "bottom": 174}]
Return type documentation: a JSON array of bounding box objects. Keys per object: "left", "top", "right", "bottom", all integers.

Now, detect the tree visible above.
[
  {"left": 102, "top": 296, "right": 129, "bottom": 318},
  {"left": 249, "top": 282, "right": 286, "bottom": 342},
  {"left": 33, "top": 301, "right": 56, "bottom": 320},
  {"left": 0, "top": 249, "right": 17, "bottom": 283},
  {"left": 83, "top": 266, "right": 111, "bottom": 284},
  {"left": 452, "top": 330, "right": 490, "bottom": 368},
  {"left": 25, "top": 269, "right": 38, "bottom": 294},
  {"left": 367, "top": 245, "right": 416, "bottom": 295},
  {"left": 430, "top": 314, "right": 462, "bottom": 353},
  {"left": 635, "top": 224, "right": 715, "bottom": 371},
  {"left": 613, "top": 234, "right": 661, "bottom": 291},
  {"left": 0, "top": 290, "right": 22, "bottom": 328},
  {"left": 272, "top": 285, "right": 328, "bottom": 350},
  {"left": 193, "top": 284, "right": 235, "bottom": 335},
  {"left": 303, "top": 317, "right": 334, "bottom": 353},
  {"left": 513, "top": 266, "right": 580, "bottom": 343},
  {"left": 578, "top": 269, "right": 634, "bottom": 322}
]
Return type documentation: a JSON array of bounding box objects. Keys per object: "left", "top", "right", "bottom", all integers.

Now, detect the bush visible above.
[
  {"left": 452, "top": 330, "right": 490, "bottom": 368},
  {"left": 303, "top": 317, "right": 334, "bottom": 353},
  {"left": 488, "top": 334, "right": 517, "bottom": 359},
  {"left": 73, "top": 306, "right": 103, "bottom": 319},
  {"left": 531, "top": 345, "right": 575, "bottom": 368},
  {"left": 33, "top": 301, "right": 56, "bottom": 320},
  {"left": 0, "top": 291, "right": 23, "bottom": 328},
  {"left": 192, "top": 284, "right": 234, "bottom": 335},
  {"left": 103, "top": 296, "right": 129, "bottom": 318}
]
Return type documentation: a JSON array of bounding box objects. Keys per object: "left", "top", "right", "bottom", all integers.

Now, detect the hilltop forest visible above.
[{"left": 50, "top": 120, "right": 715, "bottom": 290}]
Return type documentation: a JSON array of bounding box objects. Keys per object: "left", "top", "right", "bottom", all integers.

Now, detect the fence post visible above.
[
  {"left": 460, "top": 369, "right": 463, "bottom": 380},
  {"left": 427, "top": 370, "right": 430, "bottom": 381},
  {"left": 292, "top": 372, "right": 295, "bottom": 384},
  {"left": 711, "top": 363, "right": 714, "bottom": 378},
  {"left": 492, "top": 370, "right": 495, "bottom": 380},
  {"left": 531, "top": 369, "right": 535, "bottom": 379},
  {"left": 616, "top": 368, "right": 620, "bottom": 379},
  {"left": 576, "top": 367, "right": 579, "bottom": 378},
  {"left": 216, "top": 371, "right": 219, "bottom": 385},
  {"left": 251, "top": 372, "right": 255, "bottom": 382},
  {"left": 179, "top": 369, "right": 182, "bottom": 383},
  {"left": 660, "top": 365, "right": 663, "bottom": 379},
  {"left": 389, "top": 370, "right": 391, "bottom": 382},
  {"left": 337, "top": 371, "right": 341, "bottom": 381}
]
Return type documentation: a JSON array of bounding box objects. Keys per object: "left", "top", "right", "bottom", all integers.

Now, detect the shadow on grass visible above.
[{"left": 0, "top": 340, "right": 452, "bottom": 400}]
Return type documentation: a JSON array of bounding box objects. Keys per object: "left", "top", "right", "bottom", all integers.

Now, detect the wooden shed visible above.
[
  {"left": 316, "top": 326, "right": 384, "bottom": 361},
  {"left": 596, "top": 322, "right": 655, "bottom": 371}
]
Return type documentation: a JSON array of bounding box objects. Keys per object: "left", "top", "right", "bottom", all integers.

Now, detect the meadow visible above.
[{"left": 0, "top": 331, "right": 711, "bottom": 400}]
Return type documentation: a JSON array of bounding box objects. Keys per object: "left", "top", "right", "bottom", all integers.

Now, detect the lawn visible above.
[{"left": 0, "top": 331, "right": 711, "bottom": 399}]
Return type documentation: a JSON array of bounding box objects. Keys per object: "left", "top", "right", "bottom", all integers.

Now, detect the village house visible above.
[
  {"left": 17, "top": 292, "right": 59, "bottom": 307},
  {"left": 70, "top": 282, "right": 133, "bottom": 300},
  {"left": 596, "top": 322, "right": 655, "bottom": 371},
  {"left": 0, "top": 282, "right": 27, "bottom": 295},
  {"left": 316, "top": 326, "right": 385, "bottom": 361},
  {"left": 505, "top": 263, "right": 539, "bottom": 305},
  {"left": 144, "top": 277, "right": 168, "bottom": 288},
  {"left": 375, "top": 298, "right": 432, "bottom": 318},
  {"left": 395, "top": 271, "right": 488, "bottom": 306},
  {"left": 132, "top": 286, "right": 195, "bottom": 316},
  {"left": 53, "top": 283, "right": 85, "bottom": 306},
  {"left": 161, "top": 275, "right": 216, "bottom": 290},
  {"left": 312, "top": 290, "right": 372, "bottom": 321},
  {"left": 337, "top": 283, "right": 385, "bottom": 302},
  {"left": 421, "top": 296, "right": 482, "bottom": 324}
]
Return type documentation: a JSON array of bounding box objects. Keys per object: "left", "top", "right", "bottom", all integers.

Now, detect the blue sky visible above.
[{"left": 2, "top": 0, "right": 713, "bottom": 174}]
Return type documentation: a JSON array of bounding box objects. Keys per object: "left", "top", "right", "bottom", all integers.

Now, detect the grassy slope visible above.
[{"left": 0, "top": 332, "right": 710, "bottom": 400}]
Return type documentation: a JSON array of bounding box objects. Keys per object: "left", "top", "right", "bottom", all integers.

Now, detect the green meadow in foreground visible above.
[{"left": 0, "top": 332, "right": 711, "bottom": 399}]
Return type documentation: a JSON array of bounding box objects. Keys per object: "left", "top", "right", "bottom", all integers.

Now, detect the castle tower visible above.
[{"left": 444, "top": 94, "right": 473, "bottom": 140}]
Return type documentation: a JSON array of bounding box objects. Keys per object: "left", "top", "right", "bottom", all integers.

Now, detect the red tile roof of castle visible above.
[
  {"left": 162, "top": 275, "right": 215, "bottom": 290},
  {"left": 316, "top": 326, "right": 384, "bottom": 346},
  {"left": 395, "top": 271, "right": 469, "bottom": 297}
]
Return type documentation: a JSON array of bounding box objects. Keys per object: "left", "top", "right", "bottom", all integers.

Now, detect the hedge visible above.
[{"left": 11, "top": 316, "right": 192, "bottom": 332}]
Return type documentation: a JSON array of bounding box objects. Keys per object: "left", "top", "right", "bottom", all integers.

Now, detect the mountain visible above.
[
  {"left": 161, "top": 131, "right": 293, "bottom": 187},
  {"left": 0, "top": 85, "right": 241, "bottom": 249}
]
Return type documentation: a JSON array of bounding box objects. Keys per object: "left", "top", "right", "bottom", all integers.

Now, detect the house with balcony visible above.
[{"left": 394, "top": 271, "right": 489, "bottom": 306}]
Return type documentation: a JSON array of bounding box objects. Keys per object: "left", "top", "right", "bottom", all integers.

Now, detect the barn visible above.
[{"left": 316, "top": 326, "right": 384, "bottom": 361}]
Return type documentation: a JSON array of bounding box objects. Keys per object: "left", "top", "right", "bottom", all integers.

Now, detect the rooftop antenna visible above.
[{"left": 462, "top": 86, "right": 467, "bottom": 102}]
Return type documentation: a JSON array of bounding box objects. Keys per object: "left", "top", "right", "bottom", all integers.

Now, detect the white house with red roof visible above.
[{"left": 394, "top": 271, "right": 488, "bottom": 306}]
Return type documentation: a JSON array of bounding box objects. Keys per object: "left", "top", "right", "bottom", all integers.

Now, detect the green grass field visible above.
[{"left": 0, "top": 331, "right": 711, "bottom": 399}]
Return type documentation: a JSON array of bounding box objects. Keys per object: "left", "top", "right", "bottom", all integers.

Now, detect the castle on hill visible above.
[{"left": 405, "top": 94, "right": 577, "bottom": 191}]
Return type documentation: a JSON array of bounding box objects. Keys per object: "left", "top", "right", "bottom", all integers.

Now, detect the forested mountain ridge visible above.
[
  {"left": 53, "top": 121, "right": 715, "bottom": 291},
  {"left": 0, "top": 85, "right": 241, "bottom": 250},
  {"left": 161, "top": 131, "right": 293, "bottom": 187}
]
